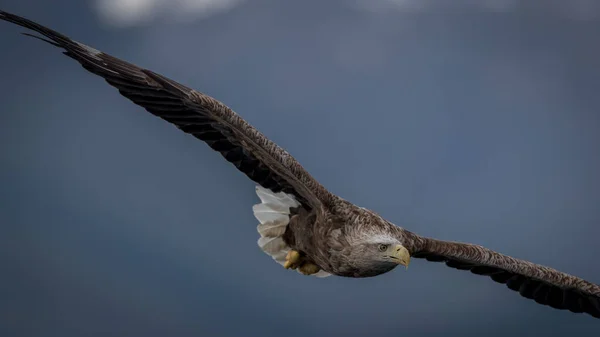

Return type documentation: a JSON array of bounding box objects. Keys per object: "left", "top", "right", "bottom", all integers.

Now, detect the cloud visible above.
[
  {"left": 94, "top": 0, "right": 245, "bottom": 27},
  {"left": 93, "top": 0, "right": 599, "bottom": 28}
]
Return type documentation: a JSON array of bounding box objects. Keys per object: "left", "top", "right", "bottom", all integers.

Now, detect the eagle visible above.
[{"left": 1, "top": 10, "right": 599, "bottom": 319}]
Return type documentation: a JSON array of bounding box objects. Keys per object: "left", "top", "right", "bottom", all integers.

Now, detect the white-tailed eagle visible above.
[{"left": 1, "top": 10, "right": 598, "bottom": 319}]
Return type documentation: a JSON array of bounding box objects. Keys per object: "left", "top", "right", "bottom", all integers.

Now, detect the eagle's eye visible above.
[{"left": 378, "top": 244, "right": 388, "bottom": 252}]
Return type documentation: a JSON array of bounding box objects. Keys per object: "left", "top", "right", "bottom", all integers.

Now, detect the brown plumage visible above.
[{"left": 1, "top": 10, "right": 598, "bottom": 319}]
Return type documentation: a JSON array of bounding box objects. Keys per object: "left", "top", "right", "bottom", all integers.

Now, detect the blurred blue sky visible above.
[{"left": 1, "top": 0, "right": 599, "bottom": 336}]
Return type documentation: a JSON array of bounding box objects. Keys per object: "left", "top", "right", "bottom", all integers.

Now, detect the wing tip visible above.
[{"left": 0, "top": 9, "right": 74, "bottom": 49}]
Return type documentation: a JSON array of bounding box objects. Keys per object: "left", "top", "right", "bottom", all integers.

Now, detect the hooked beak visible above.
[{"left": 390, "top": 244, "right": 411, "bottom": 269}]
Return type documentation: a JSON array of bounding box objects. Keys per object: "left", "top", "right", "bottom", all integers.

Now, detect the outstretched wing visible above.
[
  {"left": 409, "top": 236, "right": 600, "bottom": 318},
  {"left": 0, "top": 10, "right": 334, "bottom": 209}
]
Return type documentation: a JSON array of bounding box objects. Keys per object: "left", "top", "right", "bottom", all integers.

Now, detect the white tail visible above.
[{"left": 253, "top": 186, "right": 330, "bottom": 277}]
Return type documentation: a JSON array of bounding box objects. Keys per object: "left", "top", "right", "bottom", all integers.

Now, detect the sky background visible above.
[{"left": 1, "top": 0, "right": 600, "bottom": 336}]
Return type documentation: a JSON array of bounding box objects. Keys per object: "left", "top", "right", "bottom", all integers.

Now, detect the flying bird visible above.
[{"left": 1, "top": 10, "right": 599, "bottom": 319}]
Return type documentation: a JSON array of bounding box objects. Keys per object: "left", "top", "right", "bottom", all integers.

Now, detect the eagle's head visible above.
[
  {"left": 345, "top": 236, "right": 410, "bottom": 277},
  {"left": 333, "top": 214, "right": 411, "bottom": 277}
]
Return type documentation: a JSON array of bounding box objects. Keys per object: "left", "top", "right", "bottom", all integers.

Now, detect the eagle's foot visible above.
[
  {"left": 298, "top": 262, "right": 321, "bottom": 275},
  {"left": 283, "top": 250, "right": 322, "bottom": 275},
  {"left": 284, "top": 250, "right": 301, "bottom": 269}
]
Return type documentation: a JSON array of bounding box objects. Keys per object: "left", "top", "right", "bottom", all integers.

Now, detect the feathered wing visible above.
[
  {"left": 0, "top": 10, "right": 334, "bottom": 210},
  {"left": 409, "top": 236, "right": 600, "bottom": 318}
]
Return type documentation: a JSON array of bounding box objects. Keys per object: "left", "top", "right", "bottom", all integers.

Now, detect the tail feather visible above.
[
  {"left": 253, "top": 186, "right": 331, "bottom": 277},
  {"left": 252, "top": 203, "right": 290, "bottom": 224},
  {"left": 255, "top": 185, "right": 300, "bottom": 208},
  {"left": 257, "top": 237, "right": 288, "bottom": 265},
  {"left": 257, "top": 221, "right": 288, "bottom": 238}
]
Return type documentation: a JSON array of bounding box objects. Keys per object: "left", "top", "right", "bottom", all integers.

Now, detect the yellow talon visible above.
[
  {"left": 284, "top": 250, "right": 321, "bottom": 275},
  {"left": 298, "top": 263, "right": 321, "bottom": 275},
  {"left": 284, "top": 250, "right": 301, "bottom": 269}
]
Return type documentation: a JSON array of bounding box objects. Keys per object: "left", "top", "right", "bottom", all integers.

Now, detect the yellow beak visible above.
[{"left": 391, "top": 244, "right": 411, "bottom": 269}]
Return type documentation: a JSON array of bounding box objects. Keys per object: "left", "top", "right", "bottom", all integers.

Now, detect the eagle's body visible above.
[
  {"left": 1, "top": 10, "right": 599, "bottom": 319},
  {"left": 257, "top": 190, "right": 405, "bottom": 278}
]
